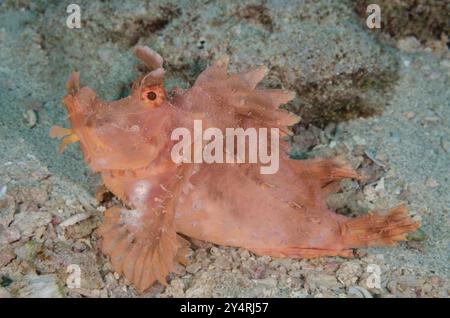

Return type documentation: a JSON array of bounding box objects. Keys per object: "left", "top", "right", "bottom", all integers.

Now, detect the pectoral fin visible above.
[{"left": 97, "top": 165, "right": 192, "bottom": 292}]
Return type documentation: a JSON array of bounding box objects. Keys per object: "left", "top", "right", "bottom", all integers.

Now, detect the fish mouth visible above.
[
  {"left": 49, "top": 71, "right": 96, "bottom": 153},
  {"left": 49, "top": 72, "right": 81, "bottom": 153}
]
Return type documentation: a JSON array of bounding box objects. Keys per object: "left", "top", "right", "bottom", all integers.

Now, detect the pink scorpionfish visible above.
[{"left": 50, "top": 46, "right": 419, "bottom": 292}]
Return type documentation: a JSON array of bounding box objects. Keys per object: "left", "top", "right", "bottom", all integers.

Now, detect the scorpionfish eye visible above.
[{"left": 140, "top": 85, "right": 167, "bottom": 107}]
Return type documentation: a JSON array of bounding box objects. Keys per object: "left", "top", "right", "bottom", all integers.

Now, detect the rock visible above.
[
  {"left": 422, "top": 116, "right": 441, "bottom": 125},
  {"left": 14, "top": 241, "right": 41, "bottom": 262},
  {"left": 0, "top": 287, "right": 11, "bottom": 298},
  {"left": 0, "top": 194, "right": 16, "bottom": 227},
  {"left": 324, "top": 122, "right": 337, "bottom": 138},
  {"left": 404, "top": 111, "right": 416, "bottom": 120},
  {"left": 0, "top": 185, "right": 6, "bottom": 200},
  {"left": 64, "top": 218, "right": 97, "bottom": 239},
  {"left": 293, "top": 130, "right": 317, "bottom": 150},
  {"left": 214, "top": 255, "right": 232, "bottom": 271},
  {"left": 353, "top": 135, "right": 367, "bottom": 146},
  {"left": 305, "top": 272, "right": 341, "bottom": 291},
  {"left": 15, "top": 187, "right": 49, "bottom": 211},
  {"left": 238, "top": 249, "right": 250, "bottom": 259},
  {"left": 59, "top": 213, "right": 90, "bottom": 228},
  {"left": 172, "top": 262, "right": 186, "bottom": 276},
  {"left": 326, "top": 191, "right": 352, "bottom": 211},
  {"left": 22, "top": 108, "right": 38, "bottom": 128},
  {"left": 70, "top": 288, "right": 108, "bottom": 298},
  {"left": 71, "top": 240, "right": 88, "bottom": 252},
  {"left": 290, "top": 289, "right": 310, "bottom": 298},
  {"left": 287, "top": 270, "right": 302, "bottom": 279},
  {"left": 348, "top": 286, "right": 372, "bottom": 298},
  {"left": 0, "top": 224, "right": 21, "bottom": 244},
  {"left": 424, "top": 177, "right": 439, "bottom": 188},
  {"left": 243, "top": 260, "right": 266, "bottom": 280},
  {"left": 336, "top": 261, "right": 362, "bottom": 287},
  {"left": 363, "top": 185, "right": 378, "bottom": 203},
  {"left": 186, "top": 262, "right": 202, "bottom": 274},
  {"left": 269, "top": 258, "right": 293, "bottom": 268},
  {"left": 0, "top": 247, "right": 15, "bottom": 267},
  {"left": 17, "top": 275, "right": 63, "bottom": 298},
  {"left": 185, "top": 272, "right": 215, "bottom": 297},
  {"left": 34, "top": 226, "right": 46, "bottom": 243},
  {"left": 441, "top": 138, "right": 450, "bottom": 153},
  {"left": 421, "top": 283, "right": 433, "bottom": 295},
  {"left": 429, "top": 275, "right": 441, "bottom": 287},
  {"left": 289, "top": 147, "right": 308, "bottom": 160},
  {"left": 163, "top": 278, "right": 185, "bottom": 297},
  {"left": 386, "top": 279, "right": 397, "bottom": 294},
  {"left": 374, "top": 177, "right": 385, "bottom": 193},
  {"left": 256, "top": 277, "right": 278, "bottom": 289},
  {"left": 397, "top": 274, "right": 418, "bottom": 290},
  {"left": 396, "top": 37, "right": 422, "bottom": 53},
  {"left": 12, "top": 211, "right": 51, "bottom": 239}
]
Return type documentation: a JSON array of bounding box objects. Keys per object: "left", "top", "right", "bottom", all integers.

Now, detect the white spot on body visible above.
[
  {"left": 97, "top": 158, "right": 107, "bottom": 167},
  {"left": 121, "top": 209, "right": 144, "bottom": 230},
  {"left": 129, "top": 125, "right": 140, "bottom": 133},
  {"left": 130, "top": 180, "right": 152, "bottom": 208}
]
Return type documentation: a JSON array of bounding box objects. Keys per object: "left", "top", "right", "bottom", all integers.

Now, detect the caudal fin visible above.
[{"left": 340, "top": 206, "right": 420, "bottom": 248}]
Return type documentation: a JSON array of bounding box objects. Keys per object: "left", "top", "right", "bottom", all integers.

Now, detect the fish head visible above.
[{"left": 50, "top": 46, "right": 175, "bottom": 172}]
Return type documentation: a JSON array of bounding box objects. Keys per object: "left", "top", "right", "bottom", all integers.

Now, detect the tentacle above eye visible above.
[
  {"left": 141, "top": 67, "right": 165, "bottom": 87},
  {"left": 133, "top": 46, "right": 163, "bottom": 70},
  {"left": 133, "top": 46, "right": 166, "bottom": 90}
]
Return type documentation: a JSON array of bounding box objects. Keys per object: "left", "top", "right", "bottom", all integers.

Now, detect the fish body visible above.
[{"left": 51, "top": 46, "right": 419, "bottom": 292}]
